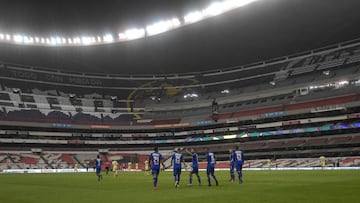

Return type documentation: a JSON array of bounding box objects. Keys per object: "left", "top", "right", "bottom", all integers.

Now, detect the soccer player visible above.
[
  {"left": 149, "top": 146, "right": 165, "bottom": 190},
  {"left": 144, "top": 159, "right": 149, "bottom": 175},
  {"left": 232, "top": 146, "right": 244, "bottom": 184},
  {"left": 128, "top": 162, "right": 132, "bottom": 171},
  {"left": 112, "top": 160, "right": 119, "bottom": 177},
  {"left": 319, "top": 156, "right": 326, "bottom": 169},
  {"left": 267, "top": 158, "right": 271, "bottom": 170},
  {"left": 170, "top": 149, "right": 186, "bottom": 188},
  {"left": 229, "top": 148, "right": 235, "bottom": 182},
  {"left": 95, "top": 155, "right": 103, "bottom": 181},
  {"left": 186, "top": 148, "right": 201, "bottom": 186},
  {"left": 74, "top": 163, "right": 78, "bottom": 173},
  {"left": 205, "top": 148, "right": 218, "bottom": 186},
  {"left": 135, "top": 162, "right": 139, "bottom": 170}
]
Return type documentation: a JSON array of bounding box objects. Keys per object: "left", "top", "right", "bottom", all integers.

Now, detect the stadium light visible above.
[
  {"left": 337, "top": 80, "right": 349, "bottom": 86},
  {"left": 51, "top": 37, "right": 57, "bottom": 45},
  {"left": 146, "top": 18, "right": 181, "bottom": 36},
  {"left": 184, "top": 11, "right": 204, "bottom": 24},
  {"left": 0, "top": 0, "right": 260, "bottom": 46},
  {"left": 81, "top": 36, "right": 92, "bottom": 45},
  {"left": 24, "top": 36, "right": 34, "bottom": 44},
  {"left": 221, "top": 89, "right": 230, "bottom": 94},
  {"left": 118, "top": 33, "right": 126, "bottom": 40},
  {"left": 323, "top": 70, "right": 330, "bottom": 75},
  {"left": 13, "top": 35, "right": 23, "bottom": 43},
  {"left": 203, "top": 2, "right": 226, "bottom": 16},
  {"left": 56, "top": 37, "right": 62, "bottom": 44},
  {"left": 183, "top": 93, "right": 199, "bottom": 99},
  {"left": 103, "top": 34, "right": 114, "bottom": 43},
  {"left": 73, "top": 37, "right": 81, "bottom": 44},
  {"left": 231, "top": 0, "right": 258, "bottom": 8},
  {"left": 125, "top": 28, "right": 145, "bottom": 40}
]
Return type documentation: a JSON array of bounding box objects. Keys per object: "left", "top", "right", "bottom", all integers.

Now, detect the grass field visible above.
[{"left": 0, "top": 170, "right": 359, "bottom": 203}]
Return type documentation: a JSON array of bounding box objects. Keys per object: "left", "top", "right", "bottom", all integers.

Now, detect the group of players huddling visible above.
[
  {"left": 148, "top": 146, "right": 244, "bottom": 190},
  {"left": 95, "top": 146, "right": 245, "bottom": 190}
]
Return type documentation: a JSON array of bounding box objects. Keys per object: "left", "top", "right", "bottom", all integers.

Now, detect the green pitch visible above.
[{"left": 0, "top": 170, "right": 359, "bottom": 203}]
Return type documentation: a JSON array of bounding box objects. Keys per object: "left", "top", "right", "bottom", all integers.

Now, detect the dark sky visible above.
[{"left": 0, "top": 0, "right": 360, "bottom": 75}]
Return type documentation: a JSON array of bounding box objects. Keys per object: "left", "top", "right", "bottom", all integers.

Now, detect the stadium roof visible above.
[{"left": 0, "top": 0, "right": 360, "bottom": 75}]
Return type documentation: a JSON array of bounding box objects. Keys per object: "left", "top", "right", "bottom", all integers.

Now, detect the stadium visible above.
[{"left": 0, "top": 0, "right": 360, "bottom": 202}]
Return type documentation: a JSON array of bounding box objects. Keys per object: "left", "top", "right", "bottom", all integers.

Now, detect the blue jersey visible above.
[
  {"left": 206, "top": 152, "right": 216, "bottom": 167},
  {"left": 172, "top": 152, "right": 183, "bottom": 169},
  {"left": 149, "top": 152, "right": 162, "bottom": 170},
  {"left": 229, "top": 153, "right": 235, "bottom": 168},
  {"left": 232, "top": 150, "right": 244, "bottom": 165},
  {"left": 95, "top": 158, "right": 102, "bottom": 169},
  {"left": 229, "top": 153, "right": 234, "bottom": 164},
  {"left": 192, "top": 153, "right": 199, "bottom": 168}
]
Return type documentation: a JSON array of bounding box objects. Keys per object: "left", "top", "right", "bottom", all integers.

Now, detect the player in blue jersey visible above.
[
  {"left": 186, "top": 148, "right": 201, "bottom": 186},
  {"left": 205, "top": 148, "right": 219, "bottom": 186},
  {"left": 149, "top": 146, "right": 165, "bottom": 190},
  {"left": 95, "top": 155, "right": 103, "bottom": 181},
  {"left": 170, "top": 148, "right": 186, "bottom": 188},
  {"left": 229, "top": 148, "right": 235, "bottom": 182},
  {"left": 232, "top": 146, "right": 245, "bottom": 184}
]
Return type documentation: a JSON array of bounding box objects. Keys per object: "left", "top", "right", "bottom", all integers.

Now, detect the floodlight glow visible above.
[
  {"left": 50, "top": 37, "right": 57, "bottom": 45},
  {"left": 56, "top": 37, "right": 61, "bottom": 44},
  {"left": 338, "top": 80, "right": 349, "bottom": 85},
  {"left": 24, "top": 36, "right": 34, "bottom": 44},
  {"left": 14, "top": 35, "right": 23, "bottom": 43},
  {"left": 146, "top": 18, "right": 181, "bottom": 36},
  {"left": 0, "top": 0, "right": 259, "bottom": 46},
  {"left": 221, "top": 89, "right": 230, "bottom": 94},
  {"left": 184, "top": 11, "right": 204, "bottom": 24},
  {"left": 118, "top": 33, "right": 126, "bottom": 40},
  {"left": 103, "top": 34, "right": 114, "bottom": 42},
  {"left": 146, "top": 21, "right": 170, "bottom": 36},
  {"left": 203, "top": 2, "right": 225, "bottom": 16},
  {"left": 81, "top": 36, "right": 92, "bottom": 45},
  {"left": 183, "top": 93, "right": 199, "bottom": 99},
  {"left": 125, "top": 28, "right": 145, "bottom": 40},
  {"left": 232, "top": 0, "right": 258, "bottom": 7},
  {"left": 73, "top": 37, "right": 80, "bottom": 44},
  {"left": 172, "top": 18, "right": 181, "bottom": 27}
]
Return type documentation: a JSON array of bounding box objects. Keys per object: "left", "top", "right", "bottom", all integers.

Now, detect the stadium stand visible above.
[{"left": 1, "top": 40, "right": 360, "bottom": 170}]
